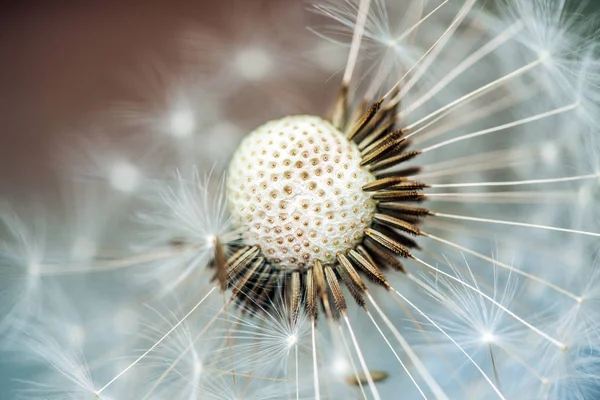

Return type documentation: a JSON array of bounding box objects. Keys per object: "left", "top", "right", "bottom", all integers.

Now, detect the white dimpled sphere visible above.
[{"left": 227, "top": 115, "right": 376, "bottom": 270}]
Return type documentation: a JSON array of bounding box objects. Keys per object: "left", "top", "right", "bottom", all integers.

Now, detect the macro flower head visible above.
[{"left": 2, "top": 1, "right": 600, "bottom": 399}]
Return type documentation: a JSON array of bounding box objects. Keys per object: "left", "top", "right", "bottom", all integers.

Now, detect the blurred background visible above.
[{"left": 0, "top": 0, "right": 344, "bottom": 201}]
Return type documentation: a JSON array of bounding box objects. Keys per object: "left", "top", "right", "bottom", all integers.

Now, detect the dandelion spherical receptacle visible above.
[{"left": 227, "top": 115, "right": 377, "bottom": 270}]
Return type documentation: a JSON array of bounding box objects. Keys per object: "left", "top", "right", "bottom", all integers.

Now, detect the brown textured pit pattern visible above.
[{"left": 227, "top": 115, "right": 376, "bottom": 270}]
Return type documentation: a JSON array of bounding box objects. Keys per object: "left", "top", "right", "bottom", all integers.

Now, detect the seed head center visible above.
[{"left": 227, "top": 115, "right": 376, "bottom": 270}]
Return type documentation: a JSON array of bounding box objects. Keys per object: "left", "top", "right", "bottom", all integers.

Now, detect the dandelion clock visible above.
[{"left": 2, "top": 1, "right": 600, "bottom": 400}]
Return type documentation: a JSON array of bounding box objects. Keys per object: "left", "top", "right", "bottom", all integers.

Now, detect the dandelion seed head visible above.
[{"left": 227, "top": 115, "right": 376, "bottom": 269}]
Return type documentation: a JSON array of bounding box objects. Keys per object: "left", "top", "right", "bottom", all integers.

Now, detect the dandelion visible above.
[{"left": 2, "top": 1, "right": 600, "bottom": 399}]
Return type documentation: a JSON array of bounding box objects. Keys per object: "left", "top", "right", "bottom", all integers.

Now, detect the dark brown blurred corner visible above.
[
  {"left": 0, "top": 0, "right": 287, "bottom": 200},
  {"left": 1, "top": 0, "right": 599, "bottom": 198}
]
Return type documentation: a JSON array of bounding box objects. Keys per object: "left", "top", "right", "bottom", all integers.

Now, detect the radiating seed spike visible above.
[
  {"left": 374, "top": 205, "right": 425, "bottom": 225},
  {"left": 241, "top": 264, "right": 277, "bottom": 311},
  {"left": 252, "top": 270, "right": 280, "bottom": 311},
  {"left": 347, "top": 98, "right": 384, "bottom": 141},
  {"left": 387, "top": 181, "right": 429, "bottom": 191},
  {"left": 372, "top": 190, "right": 425, "bottom": 202},
  {"left": 373, "top": 224, "right": 420, "bottom": 249},
  {"left": 347, "top": 249, "right": 389, "bottom": 288},
  {"left": 360, "top": 137, "right": 407, "bottom": 166},
  {"left": 226, "top": 246, "right": 252, "bottom": 267},
  {"left": 335, "top": 263, "right": 366, "bottom": 308},
  {"left": 212, "top": 245, "right": 249, "bottom": 285},
  {"left": 359, "top": 123, "right": 399, "bottom": 155},
  {"left": 349, "top": 99, "right": 368, "bottom": 130},
  {"left": 365, "top": 228, "right": 413, "bottom": 258},
  {"left": 336, "top": 253, "right": 367, "bottom": 291},
  {"left": 324, "top": 265, "right": 347, "bottom": 313},
  {"left": 369, "top": 150, "right": 422, "bottom": 172},
  {"left": 361, "top": 128, "right": 404, "bottom": 156},
  {"left": 375, "top": 166, "right": 421, "bottom": 179},
  {"left": 362, "top": 240, "right": 407, "bottom": 273},
  {"left": 320, "top": 291, "right": 335, "bottom": 320},
  {"left": 373, "top": 213, "right": 422, "bottom": 236},
  {"left": 356, "top": 245, "right": 377, "bottom": 266},
  {"left": 393, "top": 137, "right": 411, "bottom": 153},
  {"left": 291, "top": 271, "right": 301, "bottom": 322},
  {"left": 226, "top": 246, "right": 261, "bottom": 280},
  {"left": 233, "top": 245, "right": 261, "bottom": 266},
  {"left": 362, "top": 176, "right": 408, "bottom": 192},
  {"left": 353, "top": 107, "right": 389, "bottom": 144},
  {"left": 213, "top": 237, "right": 227, "bottom": 291},
  {"left": 313, "top": 260, "right": 327, "bottom": 296},
  {"left": 238, "top": 262, "right": 271, "bottom": 305},
  {"left": 377, "top": 203, "right": 432, "bottom": 217},
  {"left": 387, "top": 214, "right": 421, "bottom": 226},
  {"left": 231, "top": 257, "right": 265, "bottom": 297},
  {"left": 306, "top": 267, "right": 318, "bottom": 319},
  {"left": 333, "top": 84, "right": 349, "bottom": 130},
  {"left": 357, "top": 119, "right": 396, "bottom": 151},
  {"left": 315, "top": 260, "right": 336, "bottom": 319},
  {"left": 369, "top": 99, "right": 398, "bottom": 125}
]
